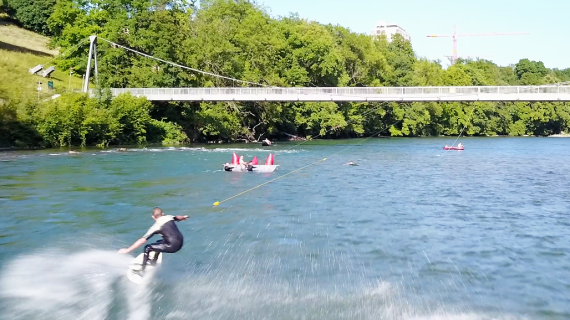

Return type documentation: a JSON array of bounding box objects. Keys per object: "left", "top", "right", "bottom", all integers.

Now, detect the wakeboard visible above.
[{"left": 127, "top": 251, "right": 162, "bottom": 284}]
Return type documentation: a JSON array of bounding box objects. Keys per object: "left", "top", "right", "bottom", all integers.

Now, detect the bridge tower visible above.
[{"left": 82, "top": 35, "right": 98, "bottom": 93}]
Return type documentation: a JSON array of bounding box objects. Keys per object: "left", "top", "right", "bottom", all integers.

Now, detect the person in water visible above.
[
  {"left": 344, "top": 161, "right": 356, "bottom": 166},
  {"left": 458, "top": 143, "right": 464, "bottom": 148},
  {"left": 239, "top": 155, "right": 250, "bottom": 170},
  {"left": 118, "top": 207, "right": 188, "bottom": 275}
]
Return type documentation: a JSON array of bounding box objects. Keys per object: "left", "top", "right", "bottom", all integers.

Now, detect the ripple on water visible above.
[{"left": 0, "top": 138, "right": 569, "bottom": 319}]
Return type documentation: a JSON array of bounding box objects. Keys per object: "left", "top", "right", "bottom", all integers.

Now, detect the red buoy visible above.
[
  {"left": 251, "top": 156, "right": 259, "bottom": 165},
  {"left": 232, "top": 153, "right": 239, "bottom": 164}
]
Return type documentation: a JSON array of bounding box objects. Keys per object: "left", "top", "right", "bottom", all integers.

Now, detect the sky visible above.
[{"left": 257, "top": 0, "right": 570, "bottom": 69}]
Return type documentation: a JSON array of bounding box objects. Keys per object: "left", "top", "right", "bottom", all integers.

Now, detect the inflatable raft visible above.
[
  {"left": 224, "top": 153, "right": 278, "bottom": 173},
  {"left": 223, "top": 164, "right": 279, "bottom": 173},
  {"left": 443, "top": 145, "right": 464, "bottom": 150}
]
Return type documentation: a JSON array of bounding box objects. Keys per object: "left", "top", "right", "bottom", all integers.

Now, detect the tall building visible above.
[{"left": 371, "top": 20, "right": 411, "bottom": 42}]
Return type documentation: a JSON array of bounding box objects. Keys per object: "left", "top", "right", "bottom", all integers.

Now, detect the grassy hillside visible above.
[
  {"left": 0, "top": 18, "right": 189, "bottom": 149},
  {"left": 0, "top": 20, "right": 84, "bottom": 104}
]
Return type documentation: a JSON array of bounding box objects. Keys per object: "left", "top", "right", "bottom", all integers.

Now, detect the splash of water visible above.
[
  {"left": 0, "top": 249, "right": 151, "bottom": 320},
  {"left": 158, "top": 275, "right": 522, "bottom": 320},
  {"left": 0, "top": 249, "right": 525, "bottom": 320}
]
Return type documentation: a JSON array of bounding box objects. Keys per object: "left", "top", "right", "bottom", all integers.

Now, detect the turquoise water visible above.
[{"left": 0, "top": 137, "right": 569, "bottom": 320}]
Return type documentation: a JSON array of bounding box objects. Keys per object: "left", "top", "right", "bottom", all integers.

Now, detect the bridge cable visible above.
[
  {"left": 96, "top": 37, "right": 269, "bottom": 88},
  {"left": 92, "top": 37, "right": 484, "bottom": 102},
  {"left": 47, "top": 38, "right": 528, "bottom": 102},
  {"left": 41, "top": 37, "right": 90, "bottom": 69},
  {"left": 92, "top": 37, "right": 499, "bottom": 103},
  {"left": 213, "top": 119, "right": 402, "bottom": 207}
]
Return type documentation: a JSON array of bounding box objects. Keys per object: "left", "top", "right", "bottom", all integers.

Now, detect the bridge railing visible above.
[{"left": 110, "top": 86, "right": 570, "bottom": 97}]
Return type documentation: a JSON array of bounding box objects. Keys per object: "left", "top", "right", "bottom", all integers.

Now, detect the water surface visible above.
[{"left": 0, "top": 137, "right": 569, "bottom": 320}]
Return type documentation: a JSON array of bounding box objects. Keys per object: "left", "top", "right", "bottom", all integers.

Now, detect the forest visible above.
[{"left": 1, "top": 0, "right": 570, "bottom": 148}]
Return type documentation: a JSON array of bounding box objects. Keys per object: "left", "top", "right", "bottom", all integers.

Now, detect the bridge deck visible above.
[{"left": 109, "top": 86, "right": 570, "bottom": 102}]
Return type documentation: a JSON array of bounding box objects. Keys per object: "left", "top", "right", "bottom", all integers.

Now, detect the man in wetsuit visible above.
[{"left": 118, "top": 207, "right": 188, "bottom": 274}]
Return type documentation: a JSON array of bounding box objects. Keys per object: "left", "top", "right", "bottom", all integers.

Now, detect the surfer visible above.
[{"left": 118, "top": 207, "right": 188, "bottom": 275}]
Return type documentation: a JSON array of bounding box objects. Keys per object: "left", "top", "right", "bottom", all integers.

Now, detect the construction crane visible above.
[{"left": 427, "top": 25, "right": 530, "bottom": 65}]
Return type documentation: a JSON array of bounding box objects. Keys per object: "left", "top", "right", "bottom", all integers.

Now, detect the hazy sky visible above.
[{"left": 257, "top": 0, "right": 569, "bottom": 69}]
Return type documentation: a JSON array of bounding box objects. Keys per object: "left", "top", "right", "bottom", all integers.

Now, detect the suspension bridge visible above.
[
  {"left": 74, "top": 36, "right": 570, "bottom": 102},
  {"left": 107, "top": 86, "right": 570, "bottom": 102}
]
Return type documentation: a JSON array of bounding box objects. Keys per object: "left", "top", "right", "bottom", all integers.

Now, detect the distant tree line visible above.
[{"left": 1, "top": 0, "right": 569, "bottom": 148}]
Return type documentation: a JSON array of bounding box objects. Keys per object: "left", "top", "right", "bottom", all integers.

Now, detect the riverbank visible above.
[
  {"left": 3, "top": 132, "right": 570, "bottom": 152},
  {"left": 548, "top": 132, "right": 570, "bottom": 137}
]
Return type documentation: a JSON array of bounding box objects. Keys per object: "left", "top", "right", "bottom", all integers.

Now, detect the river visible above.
[{"left": 0, "top": 137, "right": 569, "bottom": 320}]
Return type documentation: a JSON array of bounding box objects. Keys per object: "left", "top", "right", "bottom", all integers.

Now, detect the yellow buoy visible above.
[{"left": 213, "top": 202, "right": 220, "bottom": 206}]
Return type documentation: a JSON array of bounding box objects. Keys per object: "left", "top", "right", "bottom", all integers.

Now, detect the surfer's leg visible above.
[
  {"left": 141, "top": 239, "right": 182, "bottom": 272},
  {"left": 141, "top": 246, "right": 152, "bottom": 271},
  {"left": 142, "top": 241, "right": 166, "bottom": 271},
  {"left": 149, "top": 240, "right": 164, "bottom": 266}
]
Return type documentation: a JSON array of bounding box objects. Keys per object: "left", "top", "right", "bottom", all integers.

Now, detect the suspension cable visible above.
[
  {"left": 41, "top": 37, "right": 90, "bottom": 67},
  {"left": 96, "top": 36, "right": 268, "bottom": 87}
]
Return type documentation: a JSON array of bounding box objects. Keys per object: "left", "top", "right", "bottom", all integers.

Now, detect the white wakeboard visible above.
[{"left": 127, "top": 251, "right": 162, "bottom": 284}]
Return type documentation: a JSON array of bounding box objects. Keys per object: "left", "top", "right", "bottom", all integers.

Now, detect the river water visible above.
[{"left": 0, "top": 137, "right": 569, "bottom": 320}]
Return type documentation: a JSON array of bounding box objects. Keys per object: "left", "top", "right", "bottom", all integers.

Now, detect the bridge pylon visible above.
[{"left": 82, "top": 35, "right": 98, "bottom": 93}]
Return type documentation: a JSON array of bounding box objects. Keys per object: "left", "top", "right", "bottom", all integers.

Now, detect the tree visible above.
[
  {"left": 552, "top": 68, "right": 570, "bottom": 82},
  {"left": 2, "top": 0, "right": 570, "bottom": 147},
  {"left": 4, "top": 0, "right": 56, "bottom": 35},
  {"left": 0, "top": 0, "right": 8, "bottom": 15},
  {"left": 515, "top": 59, "right": 548, "bottom": 85},
  {"left": 411, "top": 59, "right": 444, "bottom": 86},
  {"left": 386, "top": 33, "right": 416, "bottom": 86}
]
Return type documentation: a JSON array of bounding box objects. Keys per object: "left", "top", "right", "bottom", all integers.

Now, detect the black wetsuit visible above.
[{"left": 141, "top": 215, "right": 184, "bottom": 270}]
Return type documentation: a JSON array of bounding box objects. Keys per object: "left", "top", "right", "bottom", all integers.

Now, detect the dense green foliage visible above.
[
  {"left": 2, "top": 0, "right": 570, "bottom": 148},
  {"left": 0, "top": 1, "right": 7, "bottom": 15},
  {"left": 0, "top": 90, "right": 188, "bottom": 148},
  {"left": 4, "top": 0, "right": 55, "bottom": 35}
]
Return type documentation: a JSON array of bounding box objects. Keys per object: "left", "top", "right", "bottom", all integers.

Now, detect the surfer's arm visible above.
[
  {"left": 174, "top": 215, "right": 188, "bottom": 221},
  {"left": 118, "top": 238, "right": 146, "bottom": 254},
  {"left": 118, "top": 224, "right": 157, "bottom": 254}
]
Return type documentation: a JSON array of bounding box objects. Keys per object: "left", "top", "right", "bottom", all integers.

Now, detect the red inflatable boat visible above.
[{"left": 443, "top": 145, "right": 464, "bottom": 150}]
